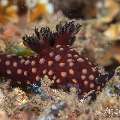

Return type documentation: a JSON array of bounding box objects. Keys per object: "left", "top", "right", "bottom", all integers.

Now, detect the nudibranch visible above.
[{"left": 0, "top": 21, "right": 113, "bottom": 96}]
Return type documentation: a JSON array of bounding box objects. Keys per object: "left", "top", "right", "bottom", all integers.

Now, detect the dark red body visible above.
[{"left": 0, "top": 21, "right": 108, "bottom": 95}]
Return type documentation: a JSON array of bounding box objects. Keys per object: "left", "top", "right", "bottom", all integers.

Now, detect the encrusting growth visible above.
[{"left": 0, "top": 21, "right": 113, "bottom": 96}]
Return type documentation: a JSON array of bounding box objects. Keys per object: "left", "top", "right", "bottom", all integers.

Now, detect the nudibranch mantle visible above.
[{"left": 0, "top": 21, "right": 109, "bottom": 95}]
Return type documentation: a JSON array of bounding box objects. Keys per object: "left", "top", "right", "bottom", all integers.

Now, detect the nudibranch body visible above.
[{"left": 0, "top": 21, "right": 110, "bottom": 95}]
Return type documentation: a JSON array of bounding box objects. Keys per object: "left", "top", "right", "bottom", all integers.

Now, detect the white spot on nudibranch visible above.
[
  {"left": 48, "top": 61, "right": 53, "bottom": 66},
  {"left": 55, "top": 55, "right": 61, "bottom": 61},
  {"left": 31, "top": 60, "right": 36, "bottom": 66},
  {"left": 90, "top": 83, "right": 94, "bottom": 89},
  {"left": 20, "top": 59, "right": 25, "bottom": 63},
  {"left": 53, "top": 75, "right": 56, "bottom": 80},
  {"left": 67, "top": 54, "right": 72, "bottom": 57},
  {"left": 69, "top": 69, "right": 74, "bottom": 75},
  {"left": 24, "top": 71, "right": 28, "bottom": 76},
  {"left": 77, "top": 58, "right": 84, "bottom": 62},
  {"left": 36, "top": 75, "right": 40, "bottom": 81},
  {"left": 25, "top": 60, "right": 30, "bottom": 65},
  {"left": 17, "top": 69, "right": 22, "bottom": 74},
  {"left": 5, "top": 60, "right": 10, "bottom": 66},
  {"left": 82, "top": 69, "right": 87, "bottom": 74},
  {"left": 48, "top": 70, "right": 54, "bottom": 76},
  {"left": 56, "top": 45, "right": 61, "bottom": 48},
  {"left": 49, "top": 52, "right": 54, "bottom": 57},
  {"left": 89, "top": 74, "right": 95, "bottom": 80},
  {"left": 69, "top": 62, "right": 74, "bottom": 67},
  {"left": 67, "top": 59, "right": 73, "bottom": 62},
  {"left": 39, "top": 58, "right": 45, "bottom": 64},
  {"left": 74, "top": 55, "right": 79, "bottom": 58},
  {"left": 56, "top": 79, "right": 60, "bottom": 83},
  {"left": 59, "top": 62, "right": 65, "bottom": 67},
  {"left": 13, "top": 62, "right": 17, "bottom": 67},
  {"left": 6, "top": 69, "right": 12, "bottom": 74},
  {"left": 81, "top": 75, "right": 86, "bottom": 80},
  {"left": 43, "top": 69, "right": 47, "bottom": 74},
  {"left": 61, "top": 72, "right": 67, "bottom": 78},
  {"left": 32, "top": 68, "right": 37, "bottom": 73},
  {"left": 84, "top": 80, "right": 88, "bottom": 85},
  {"left": 70, "top": 49, "right": 74, "bottom": 51},
  {"left": 59, "top": 48, "right": 64, "bottom": 51}
]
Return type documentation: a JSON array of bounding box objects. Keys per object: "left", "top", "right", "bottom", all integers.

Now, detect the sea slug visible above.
[{"left": 0, "top": 21, "right": 112, "bottom": 96}]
